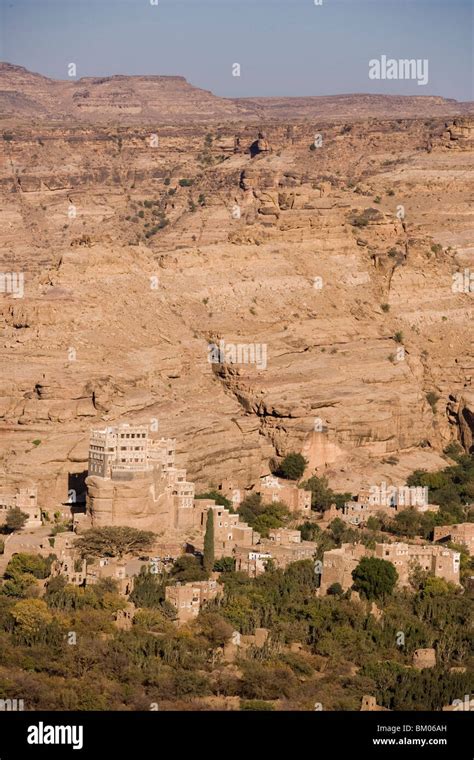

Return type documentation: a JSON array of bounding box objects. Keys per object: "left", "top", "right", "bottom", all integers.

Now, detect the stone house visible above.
[
  {"left": 320, "top": 540, "right": 460, "bottom": 594},
  {"left": 433, "top": 523, "right": 474, "bottom": 556},
  {"left": 257, "top": 474, "right": 311, "bottom": 516},
  {"left": 0, "top": 486, "right": 41, "bottom": 528},
  {"left": 165, "top": 579, "right": 222, "bottom": 624}
]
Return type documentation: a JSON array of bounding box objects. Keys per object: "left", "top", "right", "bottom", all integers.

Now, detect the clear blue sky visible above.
[{"left": 0, "top": 0, "right": 472, "bottom": 100}]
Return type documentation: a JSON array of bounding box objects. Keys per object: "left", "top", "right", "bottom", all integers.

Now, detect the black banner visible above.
[{"left": 0, "top": 711, "right": 471, "bottom": 758}]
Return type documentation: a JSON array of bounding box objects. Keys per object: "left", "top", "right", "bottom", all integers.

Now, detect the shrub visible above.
[
  {"left": 240, "top": 700, "right": 275, "bottom": 711},
  {"left": 179, "top": 179, "right": 193, "bottom": 187},
  {"left": 443, "top": 442, "right": 464, "bottom": 461},
  {"left": 213, "top": 557, "right": 236, "bottom": 572},
  {"left": 426, "top": 391, "right": 440, "bottom": 412},
  {"left": 349, "top": 208, "right": 383, "bottom": 227}
]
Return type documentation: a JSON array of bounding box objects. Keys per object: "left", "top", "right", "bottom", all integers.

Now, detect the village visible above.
[{"left": 1, "top": 423, "right": 471, "bottom": 631}]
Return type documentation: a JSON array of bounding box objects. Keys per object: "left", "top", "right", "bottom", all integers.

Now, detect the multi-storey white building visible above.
[{"left": 88, "top": 424, "right": 176, "bottom": 478}]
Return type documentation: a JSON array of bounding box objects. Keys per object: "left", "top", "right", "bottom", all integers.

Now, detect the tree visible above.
[
  {"left": 170, "top": 555, "right": 208, "bottom": 582},
  {"left": 327, "top": 582, "right": 344, "bottom": 597},
  {"left": 203, "top": 509, "right": 215, "bottom": 573},
  {"left": 75, "top": 526, "right": 155, "bottom": 559},
  {"left": 275, "top": 453, "right": 307, "bottom": 480},
  {"left": 213, "top": 557, "right": 235, "bottom": 573},
  {"left": 252, "top": 502, "right": 289, "bottom": 538},
  {"left": 2, "top": 572, "right": 39, "bottom": 599},
  {"left": 352, "top": 556, "right": 398, "bottom": 600},
  {"left": 391, "top": 508, "right": 421, "bottom": 539},
  {"left": 197, "top": 611, "right": 233, "bottom": 647},
  {"left": 129, "top": 568, "right": 166, "bottom": 609},
  {"left": 238, "top": 495, "right": 289, "bottom": 538},
  {"left": 298, "top": 521, "right": 321, "bottom": 542},
  {"left": 328, "top": 518, "right": 346, "bottom": 544},
  {"left": 5, "top": 553, "right": 55, "bottom": 580},
  {"left": 300, "top": 475, "right": 351, "bottom": 512},
  {"left": 5, "top": 508, "right": 28, "bottom": 532},
  {"left": 11, "top": 598, "right": 52, "bottom": 642},
  {"left": 195, "top": 490, "right": 232, "bottom": 508}
]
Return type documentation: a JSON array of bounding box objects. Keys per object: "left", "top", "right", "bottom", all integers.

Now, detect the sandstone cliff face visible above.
[
  {"left": 0, "top": 63, "right": 259, "bottom": 124},
  {"left": 86, "top": 470, "right": 173, "bottom": 532},
  {"left": 449, "top": 394, "right": 474, "bottom": 453},
  {"left": 1, "top": 94, "right": 473, "bottom": 507},
  {"left": 0, "top": 64, "right": 472, "bottom": 126}
]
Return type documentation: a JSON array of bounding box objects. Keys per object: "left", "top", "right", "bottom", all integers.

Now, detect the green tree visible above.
[
  {"left": 170, "top": 555, "right": 208, "bottom": 582},
  {"left": 11, "top": 598, "right": 52, "bottom": 643},
  {"left": 203, "top": 509, "right": 215, "bottom": 574},
  {"left": 213, "top": 556, "right": 235, "bottom": 573},
  {"left": 301, "top": 475, "right": 351, "bottom": 512},
  {"left": 275, "top": 453, "right": 307, "bottom": 480},
  {"left": 297, "top": 521, "right": 321, "bottom": 541},
  {"left": 352, "top": 556, "right": 398, "bottom": 600},
  {"left": 5, "top": 553, "right": 55, "bottom": 580},
  {"left": 195, "top": 490, "right": 232, "bottom": 508},
  {"left": 252, "top": 502, "right": 289, "bottom": 537},
  {"left": 129, "top": 568, "right": 166, "bottom": 609}
]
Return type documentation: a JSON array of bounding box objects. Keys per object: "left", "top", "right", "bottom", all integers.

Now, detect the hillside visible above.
[{"left": 0, "top": 63, "right": 472, "bottom": 125}]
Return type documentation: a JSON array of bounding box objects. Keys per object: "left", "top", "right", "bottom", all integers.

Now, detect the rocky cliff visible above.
[{"left": 0, "top": 67, "right": 473, "bottom": 510}]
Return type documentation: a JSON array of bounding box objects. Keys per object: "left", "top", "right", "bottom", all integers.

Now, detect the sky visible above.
[{"left": 0, "top": 0, "right": 472, "bottom": 100}]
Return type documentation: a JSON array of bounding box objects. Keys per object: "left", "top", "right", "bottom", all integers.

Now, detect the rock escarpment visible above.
[{"left": 0, "top": 107, "right": 473, "bottom": 507}]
